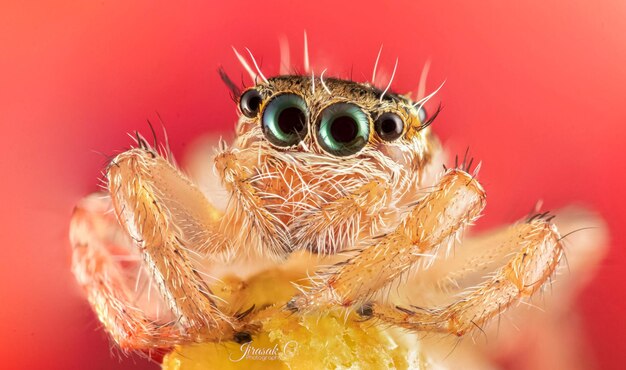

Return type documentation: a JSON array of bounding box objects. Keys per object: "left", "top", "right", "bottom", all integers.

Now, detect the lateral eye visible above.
[
  {"left": 239, "top": 89, "right": 263, "bottom": 118},
  {"left": 317, "top": 103, "right": 370, "bottom": 156},
  {"left": 415, "top": 104, "right": 427, "bottom": 123},
  {"left": 374, "top": 112, "right": 404, "bottom": 141},
  {"left": 261, "top": 93, "right": 308, "bottom": 147}
]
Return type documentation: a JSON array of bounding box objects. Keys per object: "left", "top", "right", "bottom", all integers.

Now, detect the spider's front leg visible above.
[
  {"left": 290, "top": 162, "right": 564, "bottom": 337},
  {"left": 367, "top": 216, "right": 563, "bottom": 336},
  {"left": 290, "top": 167, "right": 486, "bottom": 310},
  {"left": 71, "top": 142, "right": 238, "bottom": 349}
]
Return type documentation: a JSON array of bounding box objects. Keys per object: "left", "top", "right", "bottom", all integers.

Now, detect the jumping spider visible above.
[{"left": 70, "top": 44, "right": 575, "bottom": 367}]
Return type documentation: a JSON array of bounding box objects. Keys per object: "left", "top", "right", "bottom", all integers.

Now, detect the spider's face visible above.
[
  {"left": 218, "top": 75, "right": 438, "bottom": 254},
  {"left": 234, "top": 75, "right": 433, "bottom": 161}
]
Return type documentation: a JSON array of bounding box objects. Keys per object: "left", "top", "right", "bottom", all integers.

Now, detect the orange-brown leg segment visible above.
[
  {"left": 107, "top": 147, "right": 235, "bottom": 333},
  {"left": 290, "top": 168, "right": 486, "bottom": 309},
  {"left": 71, "top": 194, "right": 186, "bottom": 349},
  {"left": 367, "top": 217, "right": 563, "bottom": 336},
  {"left": 72, "top": 145, "right": 238, "bottom": 350}
]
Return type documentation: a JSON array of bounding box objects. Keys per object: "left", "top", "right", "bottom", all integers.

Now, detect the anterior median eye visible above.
[
  {"left": 317, "top": 103, "right": 370, "bottom": 156},
  {"left": 262, "top": 93, "right": 308, "bottom": 147}
]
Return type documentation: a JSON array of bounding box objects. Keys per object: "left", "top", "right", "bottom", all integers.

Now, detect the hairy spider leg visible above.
[
  {"left": 290, "top": 168, "right": 486, "bottom": 309},
  {"left": 368, "top": 217, "right": 563, "bottom": 336},
  {"left": 71, "top": 145, "right": 243, "bottom": 349}
]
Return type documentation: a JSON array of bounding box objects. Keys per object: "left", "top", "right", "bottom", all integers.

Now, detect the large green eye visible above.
[
  {"left": 317, "top": 103, "right": 370, "bottom": 156},
  {"left": 262, "top": 93, "right": 308, "bottom": 147}
]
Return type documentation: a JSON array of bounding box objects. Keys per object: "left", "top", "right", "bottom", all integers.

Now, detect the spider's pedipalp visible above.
[
  {"left": 290, "top": 178, "right": 391, "bottom": 255},
  {"left": 214, "top": 148, "right": 292, "bottom": 257}
]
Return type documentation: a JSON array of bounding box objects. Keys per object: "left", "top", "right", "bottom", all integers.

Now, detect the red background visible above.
[{"left": 1, "top": 1, "right": 625, "bottom": 369}]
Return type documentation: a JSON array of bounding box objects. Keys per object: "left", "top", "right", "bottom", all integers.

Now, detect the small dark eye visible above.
[
  {"left": 317, "top": 103, "right": 370, "bottom": 156},
  {"left": 239, "top": 89, "right": 263, "bottom": 118},
  {"left": 262, "top": 93, "right": 308, "bottom": 147},
  {"left": 374, "top": 112, "right": 404, "bottom": 141}
]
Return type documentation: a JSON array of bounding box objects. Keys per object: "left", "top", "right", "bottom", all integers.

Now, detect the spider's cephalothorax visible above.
[
  {"left": 217, "top": 74, "right": 440, "bottom": 256},
  {"left": 70, "top": 43, "right": 580, "bottom": 369}
]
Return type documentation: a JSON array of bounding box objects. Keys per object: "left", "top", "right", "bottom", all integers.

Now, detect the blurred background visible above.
[{"left": 1, "top": 1, "right": 625, "bottom": 369}]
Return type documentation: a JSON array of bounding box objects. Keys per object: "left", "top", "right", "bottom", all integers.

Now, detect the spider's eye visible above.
[
  {"left": 240, "top": 89, "right": 263, "bottom": 118},
  {"left": 415, "top": 104, "right": 427, "bottom": 123},
  {"left": 374, "top": 112, "right": 404, "bottom": 141},
  {"left": 262, "top": 93, "right": 308, "bottom": 147},
  {"left": 317, "top": 103, "right": 370, "bottom": 156}
]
